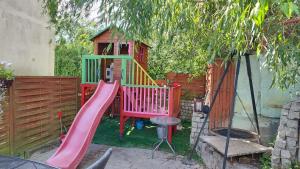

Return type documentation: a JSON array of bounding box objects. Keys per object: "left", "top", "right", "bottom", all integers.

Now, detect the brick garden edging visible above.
[{"left": 272, "top": 100, "right": 300, "bottom": 168}]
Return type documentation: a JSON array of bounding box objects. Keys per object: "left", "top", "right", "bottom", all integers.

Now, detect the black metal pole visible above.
[
  {"left": 187, "top": 60, "right": 232, "bottom": 161},
  {"left": 222, "top": 55, "right": 241, "bottom": 169},
  {"left": 245, "top": 54, "right": 261, "bottom": 143}
]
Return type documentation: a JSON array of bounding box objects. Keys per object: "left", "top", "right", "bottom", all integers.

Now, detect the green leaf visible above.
[
  {"left": 280, "top": 2, "right": 299, "bottom": 18},
  {"left": 251, "top": 0, "right": 269, "bottom": 26}
]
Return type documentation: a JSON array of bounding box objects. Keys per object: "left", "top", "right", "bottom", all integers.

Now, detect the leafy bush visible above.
[
  {"left": 54, "top": 22, "right": 95, "bottom": 77},
  {"left": 291, "top": 162, "right": 300, "bottom": 169},
  {"left": 55, "top": 43, "right": 86, "bottom": 77},
  {"left": 260, "top": 153, "right": 271, "bottom": 169},
  {"left": 0, "top": 61, "right": 14, "bottom": 80}
]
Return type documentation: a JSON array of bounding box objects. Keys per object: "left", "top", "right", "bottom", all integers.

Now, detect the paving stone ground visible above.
[{"left": 30, "top": 144, "right": 203, "bottom": 169}]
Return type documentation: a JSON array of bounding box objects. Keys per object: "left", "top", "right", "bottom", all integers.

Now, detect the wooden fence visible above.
[
  {"left": 156, "top": 72, "right": 206, "bottom": 99},
  {"left": 0, "top": 76, "right": 79, "bottom": 156},
  {"left": 206, "top": 60, "right": 235, "bottom": 129}
]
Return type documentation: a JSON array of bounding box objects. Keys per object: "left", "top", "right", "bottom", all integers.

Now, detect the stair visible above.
[{"left": 200, "top": 135, "right": 272, "bottom": 157}]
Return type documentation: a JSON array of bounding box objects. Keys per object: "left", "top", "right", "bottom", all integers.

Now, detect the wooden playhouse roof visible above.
[
  {"left": 90, "top": 26, "right": 151, "bottom": 47},
  {"left": 89, "top": 26, "right": 116, "bottom": 41}
]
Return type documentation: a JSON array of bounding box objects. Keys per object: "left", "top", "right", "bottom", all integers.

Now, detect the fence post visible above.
[
  {"left": 82, "top": 56, "right": 86, "bottom": 83},
  {"left": 168, "top": 87, "right": 174, "bottom": 143},
  {"left": 8, "top": 81, "right": 15, "bottom": 155},
  {"left": 76, "top": 78, "right": 79, "bottom": 111},
  {"left": 168, "top": 87, "right": 174, "bottom": 117}
]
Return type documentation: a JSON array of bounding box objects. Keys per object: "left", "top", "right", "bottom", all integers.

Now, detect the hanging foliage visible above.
[{"left": 42, "top": 0, "right": 300, "bottom": 88}]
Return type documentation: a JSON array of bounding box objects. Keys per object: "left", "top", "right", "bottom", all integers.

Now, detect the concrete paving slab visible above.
[
  {"left": 200, "top": 136, "right": 272, "bottom": 157},
  {"left": 30, "top": 144, "right": 202, "bottom": 169}
]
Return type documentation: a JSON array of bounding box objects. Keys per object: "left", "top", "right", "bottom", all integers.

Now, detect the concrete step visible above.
[{"left": 200, "top": 135, "right": 272, "bottom": 157}]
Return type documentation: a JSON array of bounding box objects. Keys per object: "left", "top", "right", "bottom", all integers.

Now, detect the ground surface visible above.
[
  {"left": 29, "top": 117, "right": 202, "bottom": 168},
  {"left": 30, "top": 144, "right": 202, "bottom": 169},
  {"left": 93, "top": 117, "right": 192, "bottom": 155}
]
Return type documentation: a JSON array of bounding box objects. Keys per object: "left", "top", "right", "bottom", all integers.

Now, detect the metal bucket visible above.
[{"left": 156, "top": 126, "right": 167, "bottom": 139}]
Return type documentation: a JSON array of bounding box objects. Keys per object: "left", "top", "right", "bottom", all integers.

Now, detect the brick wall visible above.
[
  {"left": 272, "top": 100, "right": 300, "bottom": 168},
  {"left": 180, "top": 100, "right": 193, "bottom": 120}
]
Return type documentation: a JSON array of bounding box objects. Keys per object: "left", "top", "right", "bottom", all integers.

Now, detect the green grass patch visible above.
[{"left": 93, "top": 116, "right": 192, "bottom": 155}]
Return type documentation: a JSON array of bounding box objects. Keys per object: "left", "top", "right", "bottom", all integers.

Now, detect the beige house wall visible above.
[
  {"left": 0, "top": 0, "right": 55, "bottom": 76},
  {"left": 233, "top": 56, "right": 300, "bottom": 143}
]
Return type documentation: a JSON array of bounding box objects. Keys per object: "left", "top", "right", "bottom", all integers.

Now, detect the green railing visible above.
[
  {"left": 81, "top": 55, "right": 132, "bottom": 84},
  {"left": 81, "top": 55, "right": 158, "bottom": 87},
  {"left": 82, "top": 54, "right": 158, "bottom": 87}
]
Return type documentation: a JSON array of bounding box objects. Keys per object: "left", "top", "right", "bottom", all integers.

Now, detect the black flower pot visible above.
[{"left": 0, "top": 78, "right": 13, "bottom": 88}]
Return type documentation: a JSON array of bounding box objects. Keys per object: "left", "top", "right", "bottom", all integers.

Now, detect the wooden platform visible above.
[{"left": 200, "top": 136, "right": 272, "bottom": 157}]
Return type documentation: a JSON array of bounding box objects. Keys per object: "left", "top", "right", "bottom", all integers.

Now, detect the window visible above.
[
  {"left": 98, "top": 43, "right": 114, "bottom": 55},
  {"left": 119, "top": 44, "right": 129, "bottom": 54}
]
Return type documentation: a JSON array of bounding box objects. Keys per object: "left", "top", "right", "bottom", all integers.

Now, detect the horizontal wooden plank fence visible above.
[
  {"left": 158, "top": 72, "right": 206, "bottom": 99},
  {"left": 0, "top": 76, "right": 79, "bottom": 156}
]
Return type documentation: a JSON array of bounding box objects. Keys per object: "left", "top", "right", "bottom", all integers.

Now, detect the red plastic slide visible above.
[{"left": 47, "top": 80, "right": 119, "bottom": 169}]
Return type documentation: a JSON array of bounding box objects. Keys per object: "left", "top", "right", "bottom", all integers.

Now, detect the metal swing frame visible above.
[{"left": 186, "top": 53, "right": 261, "bottom": 169}]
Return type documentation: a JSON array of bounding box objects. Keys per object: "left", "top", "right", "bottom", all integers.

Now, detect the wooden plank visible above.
[
  {"left": 15, "top": 106, "right": 49, "bottom": 115},
  {"left": 15, "top": 114, "right": 50, "bottom": 126},
  {"left": 0, "top": 134, "right": 9, "bottom": 142},
  {"left": 14, "top": 134, "right": 53, "bottom": 152},
  {"left": 15, "top": 102, "right": 49, "bottom": 112},
  {"left": 14, "top": 84, "right": 55, "bottom": 90},
  {"left": 15, "top": 118, "right": 50, "bottom": 131},
  {"left": 15, "top": 90, "right": 51, "bottom": 97},
  {"left": 14, "top": 96, "right": 50, "bottom": 104},
  {"left": 14, "top": 128, "right": 52, "bottom": 141}
]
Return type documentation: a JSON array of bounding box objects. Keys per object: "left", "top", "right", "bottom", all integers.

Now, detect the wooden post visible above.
[
  {"left": 119, "top": 87, "right": 125, "bottom": 138},
  {"left": 121, "top": 59, "right": 127, "bottom": 85},
  {"left": 8, "top": 81, "right": 15, "bottom": 155},
  {"left": 80, "top": 85, "right": 86, "bottom": 107},
  {"left": 81, "top": 57, "right": 86, "bottom": 84},
  {"left": 75, "top": 78, "right": 79, "bottom": 111},
  {"left": 168, "top": 87, "right": 174, "bottom": 143}
]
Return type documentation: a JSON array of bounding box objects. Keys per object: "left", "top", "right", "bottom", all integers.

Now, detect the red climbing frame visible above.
[{"left": 120, "top": 83, "right": 181, "bottom": 142}]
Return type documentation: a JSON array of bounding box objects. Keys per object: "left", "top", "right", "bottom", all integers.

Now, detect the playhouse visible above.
[
  {"left": 90, "top": 26, "right": 149, "bottom": 82},
  {"left": 80, "top": 26, "right": 182, "bottom": 139},
  {"left": 81, "top": 27, "right": 150, "bottom": 105}
]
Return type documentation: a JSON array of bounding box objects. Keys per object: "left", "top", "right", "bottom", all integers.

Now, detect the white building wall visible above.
[
  {"left": 232, "top": 55, "right": 300, "bottom": 143},
  {"left": 0, "top": 0, "right": 54, "bottom": 76}
]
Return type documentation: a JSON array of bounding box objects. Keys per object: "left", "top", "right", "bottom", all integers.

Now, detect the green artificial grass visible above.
[{"left": 92, "top": 116, "right": 192, "bottom": 156}]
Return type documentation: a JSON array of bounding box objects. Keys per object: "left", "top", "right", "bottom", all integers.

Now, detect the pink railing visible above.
[
  {"left": 123, "top": 86, "right": 169, "bottom": 115},
  {"left": 121, "top": 84, "right": 181, "bottom": 142},
  {"left": 122, "top": 84, "right": 181, "bottom": 117}
]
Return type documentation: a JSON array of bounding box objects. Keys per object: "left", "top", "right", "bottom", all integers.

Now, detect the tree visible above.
[
  {"left": 149, "top": 29, "right": 208, "bottom": 79},
  {"left": 42, "top": 0, "right": 300, "bottom": 88},
  {"left": 54, "top": 21, "right": 96, "bottom": 77}
]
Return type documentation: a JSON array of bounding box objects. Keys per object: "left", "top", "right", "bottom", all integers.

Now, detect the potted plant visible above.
[{"left": 0, "top": 61, "right": 14, "bottom": 88}]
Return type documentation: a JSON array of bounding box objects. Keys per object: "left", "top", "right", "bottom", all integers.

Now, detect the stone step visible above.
[{"left": 200, "top": 135, "right": 272, "bottom": 157}]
